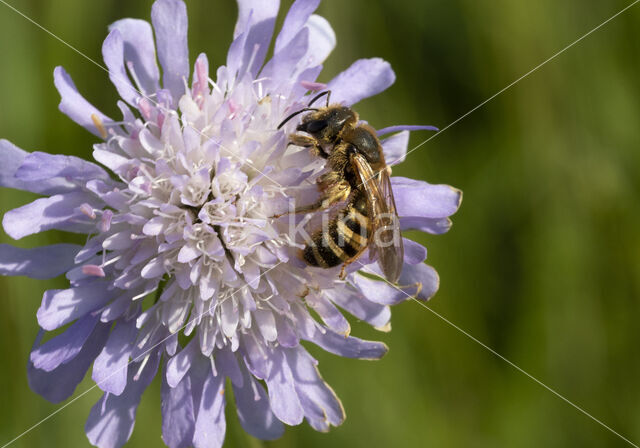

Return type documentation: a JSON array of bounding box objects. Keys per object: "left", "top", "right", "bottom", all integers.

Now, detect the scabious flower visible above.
[{"left": 0, "top": 0, "right": 461, "bottom": 447}]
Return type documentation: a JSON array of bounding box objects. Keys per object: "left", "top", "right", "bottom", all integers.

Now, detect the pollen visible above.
[{"left": 91, "top": 113, "right": 108, "bottom": 139}]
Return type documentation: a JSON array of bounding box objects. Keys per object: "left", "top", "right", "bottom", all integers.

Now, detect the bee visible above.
[{"left": 278, "top": 91, "right": 404, "bottom": 283}]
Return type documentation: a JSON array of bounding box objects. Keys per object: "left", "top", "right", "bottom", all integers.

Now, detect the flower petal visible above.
[
  {"left": 0, "top": 140, "right": 77, "bottom": 194},
  {"left": 392, "top": 177, "right": 462, "bottom": 219},
  {"left": 324, "top": 286, "right": 391, "bottom": 329},
  {"left": 307, "top": 327, "right": 388, "bottom": 360},
  {"left": 380, "top": 131, "right": 408, "bottom": 166},
  {"left": 2, "top": 192, "right": 97, "bottom": 240},
  {"left": 254, "top": 308, "right": 278, "bottom": 342},
  {"left": 352, "top": 275, "right": 405, "bottom": 306},
  {"left": 28, "top": 324, "right": 110, "bottom": 403},
  {"left": 53, "top": 66, "right": 113, "bottom": 138},
  {"left": 285, "top": 347, "right": 345, "bottom": 431},
  {"left": 274, "top": 0, "right": 319, "bottom": 52},
  {"left": 161, "top": 374, "right": 196, "bottom": 448},
  {"left": 307, "top": 294, "right": 350, "bottom": 335},
  {"left": 102, "top": 29, "right": 140, "bottom": 106},
  {"left": 216, "top": 347, "right": 244, "bottom": 387},
  {"left": 0, "top": 243, "right": 80, "bottom": 279},
  {"left": 265, "top": 349, "right": 304, "bottom": 425},
  {"left": 16, "top": 151, "right": 109, "bottom": 183},
  {"left": 400, "top": 216, "right": 453, "bottom": 234},
  {"left": 92, "top": 318, "right": 137, "bottom": 395},
  {"left": 273, "top": 0, "right": 335, "bottom": 69},
  {"left": 234, "top": 0, "right": 278, "bottom": 37},
  {"left": 304, "top": 15, "right": 336, "bottom": 67},
  {"left": 259, "top": 27, "right": 310, "bottom": 90},
  {"left": 30, "top": 314, "right": 99, "bottom": 371},
  {"left": 108, "top": 18, "right": 160, "bottom": 96},
  {"left": 355, "top": 262, "right": 440, "bottom": 304},
  {"left": 327, "top": 58, "right": 395, "bottom": 106},
  {"left": 37, "top": 280, "right": 114, "bottom": 331},
  {"left": 166, "top": 337, "right": 198, "bottom": 387},
  {"left": 151, "top": 0, "right": 190, "bottom": 103},
  {"left": 192, "top": 369, "right": 226, "bottom": 448},
  {"left": 240, "top": 333, "right": 269, "bottom": 379},
  {"left": 233, "top": 367, "right": 284, "bottom": 440},
  {"left": 85, "top": 350, "right": 161, "bottom": 448},
  {"left": 403, "top": 237, "right": 427, "bottom": 265},
  {"left": 237, "top": 0, "right": 279, "bottom": 76},
  {"left": 377, "top": 125, "right": 438, "bottom": 136},
  {"left": 292, "top": 304, "right": 388, "bottom": 359}
]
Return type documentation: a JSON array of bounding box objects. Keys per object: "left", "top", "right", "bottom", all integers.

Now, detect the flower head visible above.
[{"left": 0, "top": 0, "right": 461, "bottom": 447}]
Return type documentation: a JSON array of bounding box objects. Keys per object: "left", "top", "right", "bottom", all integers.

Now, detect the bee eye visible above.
[{"left": 304, "top": 119, "right": 328, "bottom": 134}]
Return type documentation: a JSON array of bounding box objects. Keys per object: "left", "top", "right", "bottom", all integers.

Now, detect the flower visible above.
[{"left": 0, "top": 0, "right": 462, "bottom": 447}]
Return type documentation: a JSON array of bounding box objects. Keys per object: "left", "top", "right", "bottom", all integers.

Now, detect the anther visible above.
[
  {"left": 91, "top": 114, "right": 108, "bottom": 139},
  {"left": 82, "top": 265, "right": 106, "bottom": 277}
]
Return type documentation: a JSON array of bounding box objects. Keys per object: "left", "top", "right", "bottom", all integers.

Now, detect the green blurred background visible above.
[{"left": 1, "top": 0, "right": 640, "bottom": 446}]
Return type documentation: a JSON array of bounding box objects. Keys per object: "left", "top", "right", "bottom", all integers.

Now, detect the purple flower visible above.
[{"left": 0, "top": 1, "right": 461, "bottom": 447}]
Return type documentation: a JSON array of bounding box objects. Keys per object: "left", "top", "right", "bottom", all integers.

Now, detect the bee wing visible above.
[{"left": 351, "top": 154, "right": 404, "bottom": 283}]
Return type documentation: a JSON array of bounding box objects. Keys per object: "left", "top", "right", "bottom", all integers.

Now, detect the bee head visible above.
[{"left": 297, "top": 106, "right": 357, "bottom": 143}]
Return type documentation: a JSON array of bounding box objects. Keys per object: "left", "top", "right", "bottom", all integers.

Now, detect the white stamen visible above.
[{"left": 133, "top": 353, "right": 151, "bottom": 381}]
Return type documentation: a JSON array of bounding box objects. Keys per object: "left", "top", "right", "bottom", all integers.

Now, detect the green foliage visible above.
[{"left": 1, "top": 0, "right": 639, "bottom": 446}]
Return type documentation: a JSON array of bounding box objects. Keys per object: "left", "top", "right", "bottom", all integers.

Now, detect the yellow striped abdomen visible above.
[{"left": 302, "top": 192, "right": 369, "bottom": 268}]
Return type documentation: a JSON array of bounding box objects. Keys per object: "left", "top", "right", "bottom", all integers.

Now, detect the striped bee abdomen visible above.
[{"left": 303, "top": 192, "right": 369, "bottom": 268}]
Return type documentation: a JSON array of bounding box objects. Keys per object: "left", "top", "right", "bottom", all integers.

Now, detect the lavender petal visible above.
[
  {"left": 166, "top": 337, "right": 198, "bottom": 387},
  {"left": 274, "top": 0, "right": 320, "bottom": 52},
  {"left": 380, "top": 131, "right": 408, "bottom": 166},
  {"left": 233, "top": 367, "right": 284, "bottom": 440},
  {"left": 28, "top": 323, "right": 110, "bottom": 403},
  {"left": 16, "top": 151, "right": 109, "bottom": 183},
  {"left": 2, "top": 192, "right": 98, "bottom": 240},
  {"left": 92, "top": 318, "right": 137, "bottom": 395},
  {"left": 285, "top": 347, "right": 345, "bottom": 431},
  {"left": 238, "top": 0, "right": 280, "bottom": 76},
  {"left": 108, "top": 18, "right": 160, "bottom": 96},
  {"left": 259, "top": 27, "right": 309, "bottom": 90},
  {"left": 151, "top": 0, "right": 190, "bottom": 103},
  {"left": 30, "top": 314, "right": 99, "bottom": 371},
  {"left": 377, "top": 124, "right": 438, "bottom": 136},
  {"left": 53, "top": 66, "right": 113, "bottom": 138},
  {"left": 324, "top": 286, "right": 391, "bottom": 329},
  {"left": 306, "top": 326, "right": 388, "bottom": 360},
  {"left": 392, "top": 176, "right": 462, "bottom": 219},
  {"left": 0, "top": 140, "right": 76, "bottom": 194},
  {"left": 400, "top": 216, "right": 453, "bottom": 235},
  {"left": 328, "top": 58, "right": 395, "bottom": 106},
  {"left": 403, "top": 237, "right": 427, "bottom": 265},
  {"left": 0, "top": 243, "right": 80, "bottom": 279},
  {"left": 85, "top": 350, "right": 161, "bottom": 448},
  {"left": 356, "top": 262, "right": 440, "bottom": 303},
  {"left": 102, "top": 29, "right": 141, "bottom": 106},
  {"left": 161, "top": 374, "right": 196, "bottom": 448},
  {"left": 265, "top": 348, "right": 304, "bottom": 425},
  {"left": 273, "top": 0, "right": 335, "bottom": 69},
  {"left": 37, "top": 280, "right": 114, "bottom": 331},
  {"left": 303, "top": 15, "right": 336, "bottom": 67},
  {"left": 192, "top": 369, "right": 226, "bottom": 448}
]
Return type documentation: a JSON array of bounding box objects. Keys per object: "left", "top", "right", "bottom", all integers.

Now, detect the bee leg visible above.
[
  {"left": 289, "top": 133, "right": 328, "bottom": 159},
  {"left": 271, "top": 200, "right": 326, "bottom": 218},
  {"left": 339, "top": 263, "right": 348, "bottom": 280},
  {"left": 271, "top": 181, "right": 350, "bottom": 219},
  {"left": 338, "top": 256, "right": 359, "bottom": 280}
]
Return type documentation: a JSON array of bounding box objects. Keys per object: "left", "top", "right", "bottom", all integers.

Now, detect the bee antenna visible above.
[
  {"left": 308, "top": 90, "right": 331, "bottom": 107},
  {"left": 277, "top": 108, "right": 318, "bottom": 130}
]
